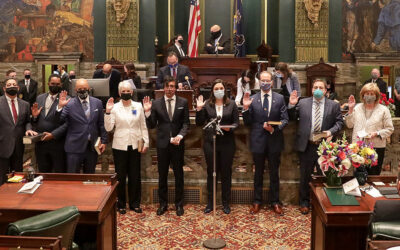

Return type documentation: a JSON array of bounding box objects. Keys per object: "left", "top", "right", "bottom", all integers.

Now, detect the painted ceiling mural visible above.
[{"left": 0, "top": 0, "right": 94, "bottom": 62}]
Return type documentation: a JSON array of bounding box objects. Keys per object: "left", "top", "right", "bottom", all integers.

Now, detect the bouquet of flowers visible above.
[
  {"left": 317, "top": 135, "right": 351, "bottom": 178},
  {"left": 380, "top": 93, "right": 395, "bottom": 117},
  {"left": 347, "top": 141, "right": 378, "bottom": 169}
]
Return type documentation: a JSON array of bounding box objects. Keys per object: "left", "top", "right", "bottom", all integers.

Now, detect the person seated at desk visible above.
[
  {"left": 235, "top": 69, "right": 260, "bottom": 106},
  {"left": 273, "top": 62, "right": 301, "bottom": 104},
  {"left": 167, "top": 34, "right": 186, "bottom": 60},
  {"left": 326, "top": 80, "right": 338, "bottom": 101},
  {"left": 205, "top": 25, "right": 231, "bottom": 54},
  {"left": 93, "top": 63, "right": 121, "bottom": 99},
  {"left": 156, "top": 52, "right": 192, "bottom": 90}
]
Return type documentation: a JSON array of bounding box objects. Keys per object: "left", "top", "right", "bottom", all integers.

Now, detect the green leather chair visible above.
[
  {"left": 369, "top": 200, "right": 400, "bottom": 240},
  {"left": 6, "top": 206, "right": 80, "bottom": 250}
]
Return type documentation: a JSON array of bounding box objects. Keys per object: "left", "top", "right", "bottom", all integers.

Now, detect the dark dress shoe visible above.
[
  {"left": 223, "top": 205, "right": 231, "bottom": 214},
  {"left": 118, "top": 208, "right": 126, "bottom": 214},
  {"left": 272, "top": 204, "right": 284, "bottom": 216},
  {"left": 131, "top": 207, "right": 143, "bottom": 213},
  {"left": 176, "top": 206, "right": 184, "bottom": 216},
  {"left": 204, "top": 205, "right": 213, "bottom": 214},
  {"left": 249, "top": 204, "right": 261, "bottom": 214},
  {"left": 156, "top": 206, "right": 168, "bottom": 216},
  {"left": 299, "top": 206, "right": 309, "bottom": 215}
]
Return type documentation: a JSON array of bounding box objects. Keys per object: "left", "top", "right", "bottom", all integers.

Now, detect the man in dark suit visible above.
[
  {"left": 167, "top": 34, "right": 186, "bottom": 60},
  {"left": 0, "top": 78, "right": 37, "bottom": 185},
  {"left": 18, "top": 69, "right": 37, "bottom": 106},
  {"left": 58, "top": 65, "right": 70, "bottom": 93},
  {"left": 364, "top": 68, "right": 387, "bottom": 94},
  {"left": 57, "top": 79, "right": 108, "bottom": 173},
  {"left": 143, "top": 76, "right": 190, "bottom": 216},
  {"left": 31, "top": 74, "right": 68, "bottom": 173},
  {"left": 156, "top": 52, "right": 193, "bottom": 90},
  {"left": 93, "top": 63, "right": 121, "bottom": 99},
  {"left": 288, "top": 79, "right": 344, "bottom": 214},
  {"left": 205, "top": 24, "right": 231, "bottom": 54},
  {"left": 242, "top": 71, "right": 288, "bottom": 216}
]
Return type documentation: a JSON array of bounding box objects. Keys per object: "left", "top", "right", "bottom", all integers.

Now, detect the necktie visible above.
[
  {"left": 263, "top": 93, "right": 269, "bottom": 117},
  {"left": 167, "top": 98, "right": 173, "bottom": 120},
  {"left": 11, "top": 99, "right": 17, "bottom": 124},
  {"left": 26, "top": 80, "right": 29, "bottom": 92},
  {"left": 313, "top": 101, "right": 322, "bottom": 132},
  {"left": 82, "top": 100, "right": 90, "bottom": 120},
  {"left": 173, "top": 68, "right": 177, "bottom": 79},
  {"left": 45, "top": 96, "right": 55, "bottom": 116}
]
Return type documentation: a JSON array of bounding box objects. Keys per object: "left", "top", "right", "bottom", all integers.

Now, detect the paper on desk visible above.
[
  {"left": 18, "top": 176, "right": 43, "bottom": 194},
  {"left": 363, "top": 186, "right": 383, "bottom": 198},
  {"left": 372, "top": 181, "right": 385, "bottom": 186},
  {"left": 343, "top": 178, "right": 362, "bottom": 197}
]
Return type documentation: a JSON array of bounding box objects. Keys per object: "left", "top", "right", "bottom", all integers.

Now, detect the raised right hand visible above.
[
  {"left": 348, "top": 95, "right": 356, "bottom": 112},
  {"left": 242, "top": 92, "right": 253, "bottom": 110},
  {"left": 106, "top": 97, "right": 114, "bottom": 113},
  {"left": 196, "top": 95, "right": 205, "bottom": 111},
  {"left": 289, "top": 90, "right": 299, "bottom": 106},
  {"left": 142, "top": 96, "right": 152, "bottom": 113},
  {"left": 31, "top": 103, "right": 43, "bottom": 118},
  {"left": 58, "top": 90, "right": 70, "bottom": 108}
]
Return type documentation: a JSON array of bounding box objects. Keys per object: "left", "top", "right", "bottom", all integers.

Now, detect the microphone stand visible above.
[{"left": 203, "top": 118, "right": 226, "bottom": 249}]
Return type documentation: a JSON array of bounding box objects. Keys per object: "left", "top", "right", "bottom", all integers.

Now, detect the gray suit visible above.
[
  {"left": 0, "top": 96, "right": 32, "bottom": 185},
  {"left": 289, "top": 97, "right": 343, "bottom": 207}
]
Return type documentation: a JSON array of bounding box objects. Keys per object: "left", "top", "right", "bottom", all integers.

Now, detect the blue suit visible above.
[
  {"left": 243, "top": 91, "right": 288, "bottom": 205},
  {"left": 59, "top": 96, "right": 108, "bottom": 173}
]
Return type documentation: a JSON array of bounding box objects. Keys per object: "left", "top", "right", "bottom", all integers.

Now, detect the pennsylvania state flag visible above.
[{"left": 233, "top": 0, "right": 246, "bottom": 57}]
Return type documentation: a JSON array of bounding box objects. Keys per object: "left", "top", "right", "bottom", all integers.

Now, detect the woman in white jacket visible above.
[
  {"left": 105, "top": 81, "right": 149, "bottom": 214},
  {"left": 346, "top": 83, "right": 394, "bottom": 175}
]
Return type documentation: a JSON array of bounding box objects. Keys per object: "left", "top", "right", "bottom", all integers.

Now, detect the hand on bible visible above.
[
  {"left": 25, "top": 130, "right": 38, "bottom": 136},
  {"left": 41, "top": 132, "right": 54, "bottom": 141}
]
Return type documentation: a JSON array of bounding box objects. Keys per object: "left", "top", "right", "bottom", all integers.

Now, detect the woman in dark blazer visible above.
[
  {"left": 124, "top": 63, "right": 141, "bottom": 89},
  {"left": 195, "top": 79, "right": 239, "bottom": 214}
]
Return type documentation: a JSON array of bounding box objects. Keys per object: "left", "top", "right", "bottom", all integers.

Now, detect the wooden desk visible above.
[
  {"left": 368, "top": 239, "right": 400, "bottom": 250},
  {"left": 0, "top": 235, "right": 62, "bottom": 250},
  {"left": 310, "top": 176, "right": 398, "bottom": 250},
  {"left": 180, "top": 57, "right": 251, "bottom": 87},
  {"left": 0, "top": 173, "right": 118, "bottom": 250}
]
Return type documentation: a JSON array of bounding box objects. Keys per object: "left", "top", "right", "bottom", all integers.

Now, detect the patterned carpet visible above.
[{"left": 117, "top": 204, "right": 311, "bottom": 249}]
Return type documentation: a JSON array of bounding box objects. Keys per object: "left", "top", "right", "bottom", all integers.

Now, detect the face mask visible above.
[
  {"left": 275, "top": 73, "right": 282, "bottom": 78},
  {"left": 25, "top": 74, "right": 30, "bottom": 80},
  {"left": 49, "top": 85, "right": 61, "bottom": 94},
  {"left": 260, "top": 81, "right": 272, "bottom": 92},
  {"left": 5, "top": 87, "right": 18, "bottom": 96},
  {"left": 211, "top": 30, "right": 221, "bottom": 40},
  {"left": 371, "top": 73, "right": 379, "bottom": 79},
  {"left": 120, "top": 93, "right": 132, "bottom": 101},
  {"left": 69, "top": 75, "right": 75, "bottom": 79},
  {"left": 364, "top": 95, "right": 376, "bottom": 104},
  {"left": 213, "top": 89, "right": 225, "bottom": 99},
  {"left": 168, "top": 63, "right": 178, "bottom": 69},
  {"left": 178, "top": 39, "right": 184, "bottom": 45},
  {"left": 313, "top": 89, "right": 324, "bottom": 99},
  {"left": 77, "top": 89, "right": 88, "bottom": 99}
]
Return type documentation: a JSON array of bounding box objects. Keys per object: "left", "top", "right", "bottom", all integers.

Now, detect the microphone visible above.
[
  {"left": 203, "top": 116, "right": 221, "bottom": 130},
  {"left": 185, "top": 76, "right": 191, "bottom": 89}
]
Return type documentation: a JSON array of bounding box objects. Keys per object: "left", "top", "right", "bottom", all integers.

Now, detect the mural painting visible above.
[
  {"left": 342, "top": 0, "right": 400, "bottom": 57},
  {"left": 0, "top": 0, "right": 94, "bottom": 62}
]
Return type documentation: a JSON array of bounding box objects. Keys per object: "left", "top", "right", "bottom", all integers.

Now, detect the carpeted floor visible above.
[{"left": 117, "top": 204, "right": 311, "bottom": 249}]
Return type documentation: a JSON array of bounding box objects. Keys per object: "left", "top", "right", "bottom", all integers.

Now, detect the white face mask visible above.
[
  {"left": 363, "top": 95, "right": 376, "bottom": 104},
  {"left": 213, "top": 89, "right": 225, "bottom": 99}
]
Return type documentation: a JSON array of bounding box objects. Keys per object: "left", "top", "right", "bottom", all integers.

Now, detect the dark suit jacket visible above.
[
  {"left": 18, "top": 79, "right": 37, "bottom": 105},
  {"left": 146, "top": 96, "right": 190, "bottom": 149},
  {"left": 167, "top": 44, "right": 187, "bottom": 60},
  {"left": 59, "top": 96, "right": 108, "bottom": 153},
  {"left": 195, "top": 101, "right": 239, "bottom": 148},
  {"left": 93, "top": 68, "right": 122, "bottom": 99},
  {"left": 32, "top": 93, "right": 67, "bottom": 143},
  {"left": 60, "top": 73, "right": 70, "bottom": 93},
  {"left": 243, "top": 91, "right": 289, "bottom": 154},
  {"left": 156, "top": 64, "right": 193, "bottom": 90},
  {"left": 0, "top": 96, "right": 32, "bottom": 158},
  {"left": 205, "top": 34, "right": 231, "bottom": 54},
  {"left": 288, "top": 97, "right": 344, "bottom": 152},
  {"left": 126, "top": 75, "right": 142, "bottom": 89},
  {"left": 364, "top": 78, "right": 387, "bottom": 94}
]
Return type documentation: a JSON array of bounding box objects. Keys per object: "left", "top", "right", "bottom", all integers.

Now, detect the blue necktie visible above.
[
  {"left": 82, "top": 100, "right": 90, "bottom": 120},
  {"left": 263, "top": 93, "right": 269, "bottom": 117}
]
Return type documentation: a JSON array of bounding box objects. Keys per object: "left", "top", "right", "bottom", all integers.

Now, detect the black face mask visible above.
[
  {"left": 49, "top": 85, "right": 61, "bottom": 94},
  {"left": 120, "top": 93, "right": 132, "bottom": 101},
  {"left": 25, "top": 74, "right": 30, "bottom": 80},
  {"left": 69, "top": 75, "right": 76, "bottom": 79},
  {"left": 5, "top": 87, "right": 18, "bottom": 96},
  {"left": 77, "top": 89, "right": 88, "bottom": 99},
  {"left": 211, "top": 30, "right": 221, "bottom": 40},
  {"left": 178, "top": 39, "right": 184, "bottom": 45}
]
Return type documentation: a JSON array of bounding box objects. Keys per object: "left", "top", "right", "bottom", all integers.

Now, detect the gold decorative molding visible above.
[
  {"left": 261, "top": 0, "right": 267, "bottom": 43},
  {"left": 303, "top": 0, "right": 323, "bottom": 27},
  {"left": 112, "top": 0, "right": 131, "bottom": 25},
  {"left": 295, "top": 0, "right": 328, "bottom": 62},
  {"left": 106, "top": 0, "right": 139, "bottom": 62}
]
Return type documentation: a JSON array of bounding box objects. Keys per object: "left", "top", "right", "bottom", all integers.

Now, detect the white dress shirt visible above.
[{"left": 235, "top": 77, "right": 260, "bottom": 105}]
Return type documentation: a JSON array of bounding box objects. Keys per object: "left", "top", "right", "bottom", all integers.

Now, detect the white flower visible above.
[
  {"left": 341, "top": 158, "right": 351, "bottom": 170},
  {"left": 351, "top": 154, "right": 365, "bottom": 164}
]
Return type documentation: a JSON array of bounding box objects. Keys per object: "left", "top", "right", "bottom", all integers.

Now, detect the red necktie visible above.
[
  {"left": 173, "top": 68, "right": 177, "bottom": 79},
  {"left": 11, "top": 99, "right": 17, "bottom": 124}
]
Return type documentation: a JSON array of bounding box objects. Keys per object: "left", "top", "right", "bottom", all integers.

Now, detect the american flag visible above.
[{"left": 188, "top": 0, "right": 201, "bottom": 57}]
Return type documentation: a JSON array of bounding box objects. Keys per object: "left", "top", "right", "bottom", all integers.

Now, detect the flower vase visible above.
[
  {"left": 326, "top": 171, "right": 342, "bottom": 187},
  {"left": 354, "top": 165, "right": 368, "bottom": 186}
]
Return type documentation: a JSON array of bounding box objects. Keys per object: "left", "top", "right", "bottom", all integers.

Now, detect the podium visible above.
[{"left": 181, "top": 56, "right": 251, "bottom": 87}]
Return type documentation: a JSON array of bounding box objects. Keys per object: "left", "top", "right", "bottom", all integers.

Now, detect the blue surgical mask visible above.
[
  {"left": 213, "top": 89, "right": 225, "bottom": 99},
  {"left": 168, "top": 63, "right": 178, "bottom": 69},
  {"left": 313, "top": 89, "right": 324, "bottom": 99},
  {"left": 260, "top": 81, "right": 272, "bottom": 92}
]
